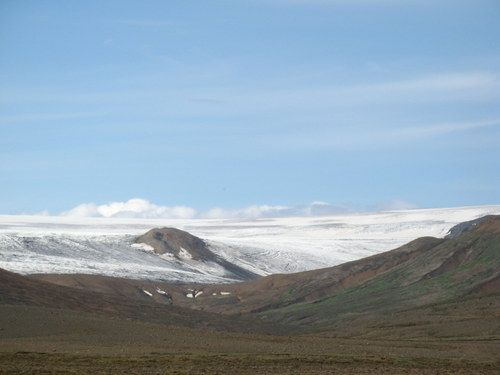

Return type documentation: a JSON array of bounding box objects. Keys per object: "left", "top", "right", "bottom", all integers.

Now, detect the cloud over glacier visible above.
[
  {"left": 202, "top": 201, "right": 352, "bottom": 219},
  {"left": 203, "top": 205, "right": 294, "bottom": 219},
  {"left": 60, "top": 198, "right": 415, "bottom": 219},
  {"left": 62, "top": 198, "right": 197, "bottom": 219}
]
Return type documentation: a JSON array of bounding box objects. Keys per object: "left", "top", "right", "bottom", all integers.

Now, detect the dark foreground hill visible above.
[
  {"left": 204, "top": 215, "right": 500, "bottom": 337},
  {"left": 1, "top": 216, "right": 499, "bottom": 374},
  {"left": 0, "top": 267, "right": 283, "bottom": 335}
]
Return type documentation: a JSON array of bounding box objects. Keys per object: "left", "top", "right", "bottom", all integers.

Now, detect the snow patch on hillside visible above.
[
  {"left": 178, "top": 247, "right": 193, "bottom": 260},
  {"left": 131, "top": 243, "right": 155, "bottom": 252}
]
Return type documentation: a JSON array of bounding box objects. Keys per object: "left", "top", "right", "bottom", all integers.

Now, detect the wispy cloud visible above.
[
  {"left": 112, "top": 19, "right": 172, "bottom": 28},
  {"left": 203, "top": 205, "right": 294, "bottom": 219},
  {"left": 269, "top": 118, "right": 500, "bottom": 151},
  {"left": 378, "top": 72, "right": 497, "bottom": 92},
  {"left": 240, "top": 71, "right": 500, "bottom": 110},
  {"left": 390, "top": 118, "right": 500, "bottom": 140},
  {"left": 3, "top": 71, "right": 497, "bottom": 109},
  {"left": 254, "top": 0, "right": 425, "bottom": 5},
  {"left": 374, "top": 199, "right": 419, "bottom": 211},
  {"left": 0, "top": 112, "right": 103, "bottom": 124}
]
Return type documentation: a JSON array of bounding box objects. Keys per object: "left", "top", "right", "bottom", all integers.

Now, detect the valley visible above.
[{"left": 0, "top": 210, "right": 499, "bottom": 374}]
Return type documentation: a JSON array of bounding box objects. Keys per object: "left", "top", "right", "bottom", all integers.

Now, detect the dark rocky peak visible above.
[
  {"left": 134, "top": 227, "right": 215, "bottom": 261},
  {"left": 445, "top": 215, "right": 499, "bottom": 239}
]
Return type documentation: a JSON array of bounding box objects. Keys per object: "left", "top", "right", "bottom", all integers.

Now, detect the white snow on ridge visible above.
[
  {"left": 0, "top": 205, "right": 499, "bottom": 282},
  {"left": 0, "top": 234, "right": 236, "bottom": 283},
  {"left": 131, "top": 243, "right": 155, "bottom": 252},
  {"left": 178, "top": 247, "right": 193, "bottom": 260}
]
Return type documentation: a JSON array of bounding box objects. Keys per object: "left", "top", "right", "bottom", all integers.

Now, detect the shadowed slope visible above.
[{"left": 0, "top": 268, "right": 284, "bottom": 335}]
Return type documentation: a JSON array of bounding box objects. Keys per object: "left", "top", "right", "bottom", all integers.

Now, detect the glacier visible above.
[{"left": 0, "top": 205, "right": 499, "bottom": 283}]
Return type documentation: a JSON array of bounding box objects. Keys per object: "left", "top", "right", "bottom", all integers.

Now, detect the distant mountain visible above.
[
  {"left": 134, "top": 227, "right": 258, "bottom": 280},
  {"left": 135, "top": 227, "right": 212, "bottom": 260}
]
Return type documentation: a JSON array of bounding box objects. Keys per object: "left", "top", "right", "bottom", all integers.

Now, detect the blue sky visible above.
[{"left": 1, "top": 0, "right": 499, "bottom": 217}]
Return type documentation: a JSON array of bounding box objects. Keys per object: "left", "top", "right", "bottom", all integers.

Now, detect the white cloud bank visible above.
[
  {"left": 62, "top": 198, "right": 197, "bottom": 219},
  {"left": 59, "top": 198, "right": 367, "bottom": 219}
]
